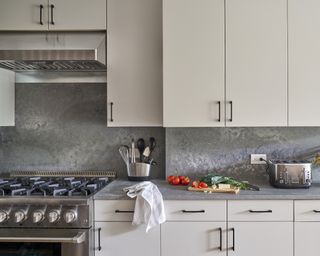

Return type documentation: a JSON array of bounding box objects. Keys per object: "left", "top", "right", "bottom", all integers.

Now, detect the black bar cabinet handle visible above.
[
  {"left": 181, "top": 210, "right": 205, "bottom": 213},
  {"left": 219, "top": 228, "right": 222, "bottom": 251},
  {"left": 229, "top": 101, "right": 233, "bottom": 122},
  {"left": 115, "top": 210, "right": 134, "bottom": 213},
  {"left": 231, "top": 228, "right": 235, "bottom": 251},
  {"left": 313, "top": 210, "right": 320, "bottom": 213},
  {"left": 110, "top": 102, "right": 114, "bottom": 122},
  {"left": 249, "top": 210, "right": 273, "bottom": 213},
  {"left": 39, "top": 5, "right": 44, "bottom": 25},
  {"left": 50, "top": 4, "right": 55, "bottom": 25},
  {"left": 97, "top": 228, "right": 102, "bottom": 251},
  {"left": 218, "top": 101, "right": 221, "bottom": 122}
]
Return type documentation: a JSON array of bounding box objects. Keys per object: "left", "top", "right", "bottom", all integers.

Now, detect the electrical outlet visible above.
[{"left": 250, "top": 154, "right": 267, "bottom": 164}]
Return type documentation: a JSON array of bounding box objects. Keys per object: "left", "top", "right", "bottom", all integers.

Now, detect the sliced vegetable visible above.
[
  {"left": 198, "top": 182, "right": 208, "bottom": 188},
  {"left": 200, "top": 174, "right": 249, "bottom": 190}
]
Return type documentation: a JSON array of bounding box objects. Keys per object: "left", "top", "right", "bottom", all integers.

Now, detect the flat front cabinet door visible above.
[
  {"left": 226, "top": 0, "right": 287, "bottom": 127},
  {"left": 107, "top": 0, "right": 163, "bottom": 126},
  {"left": 49, "top": 0, "right": 106, "bottom": 30},
  {"left": 95, "top": 222, "right": 160, "bottom": 256},
  {"left": 0, "top": 69, "right": 15, "bottom": 126},
  {"left": 288, "top": 0, "right": 320, "bottom": 126},
  {"left": 295, "top": 222, "right": 320, "bottom": 256},
  {"left": 161, "top": 222, "right": 227, "bottom": 256},
  {"left": 228, "top": 222, "right": 293, "bottom": 256},
  {"left": 163, "top": 0, "right": 225, "bottom": 127},
  {"left": 0, "top": 0, "right": 48, "bottom": 31}
]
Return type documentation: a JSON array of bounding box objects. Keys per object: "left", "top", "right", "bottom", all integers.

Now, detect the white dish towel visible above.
[{"left": 123, "top": 181, "right": 166, "bottom": 232}]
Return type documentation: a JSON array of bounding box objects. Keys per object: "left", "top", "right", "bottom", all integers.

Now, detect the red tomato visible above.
[
  {"left": 181, "top": 177, "right": 190, "bottom": 186},
  {"left": 167, "top": 175, "right": 175, "bottom": 184},
  {"left": 178, "top": 176, "right": 186, "bottom": 182},
  {"left": 172, "top": 177, "right": 180, "bottom": 185},
  {"left": 198, "top": 182, "right": 208, "bottom": 188}
]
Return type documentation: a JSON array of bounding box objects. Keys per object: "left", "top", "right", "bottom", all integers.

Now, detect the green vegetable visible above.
[{"left": 200, "top": 174, "right": 249, "bottom": 190}]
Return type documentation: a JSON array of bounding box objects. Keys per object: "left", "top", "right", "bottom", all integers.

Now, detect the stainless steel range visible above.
[{"left": 0, "top": 170, "right": 115, "bottom": 256}]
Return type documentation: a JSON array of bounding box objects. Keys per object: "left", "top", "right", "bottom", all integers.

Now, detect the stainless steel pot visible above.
[{"left": 127, "top": 163, "right": 151, "bottom": 181}]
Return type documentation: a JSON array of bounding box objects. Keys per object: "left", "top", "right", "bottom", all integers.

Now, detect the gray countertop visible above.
[{"left": 94, "top": 180, "right": 320, "bottom": 200}]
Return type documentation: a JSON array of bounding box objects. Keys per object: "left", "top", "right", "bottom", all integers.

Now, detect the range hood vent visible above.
[{"left": 0, "top": 33, "right": 106, "bottom": 72}]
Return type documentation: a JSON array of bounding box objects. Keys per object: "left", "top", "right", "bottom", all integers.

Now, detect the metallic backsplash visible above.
[
  {"left": 0, "top": 83, "right": 165, "bottom": 179},
  {"left": 166, "top": 128, "right": 320, "bottom": 184}
]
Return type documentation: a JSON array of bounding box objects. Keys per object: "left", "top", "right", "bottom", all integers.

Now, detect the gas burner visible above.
[{"left": 0, "top": 175, "right": 112, "bottom": 198}]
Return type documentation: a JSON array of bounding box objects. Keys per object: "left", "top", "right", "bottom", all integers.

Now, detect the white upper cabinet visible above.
[
  {"left": 163, "top": 0, "right": 225, "bottom": 127},
  {"left": 163, "top": 0, "right": 288, "bottom": 127},
  {"left": 48, "top": 0, "right": 106, "bottom": 31},
  {"left": 288, "top": 0, "right": 320, "bottom": 126},
  {"left": 226, "top": 0, "right": 287, "bottom": 127},
  {"left": 0, "top": 0, "right": 48, "bottom": 31},
  {"left": 0, "top": 0, "right": 106, "bottom": 31},
  {"left": 107, "top": 0, "right": 163, "bottom": 126},
  {"left": 0, "top": 69, "right": 15, "bottom": 126}
]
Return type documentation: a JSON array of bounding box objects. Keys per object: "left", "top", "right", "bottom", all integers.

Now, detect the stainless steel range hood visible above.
[{"left": 0, "top": 32, "right": 106, "bottom": 72}]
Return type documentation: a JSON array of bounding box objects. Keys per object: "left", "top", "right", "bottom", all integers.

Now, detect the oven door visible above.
[{"left": 0, "top": 228, "right": 91, "bottom": 256}]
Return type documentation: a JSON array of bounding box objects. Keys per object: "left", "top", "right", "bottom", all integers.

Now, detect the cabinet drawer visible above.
[
  {"left": 95, "top": 200, "right": 135, "bottom": 221},
  {"left": 228, "top": 200, "right": 293, "bottom": 221},
  {"left": 165, "top": 200, "right": 226, "bottom": 221},
  {"left": 295, "top": 200, "right": 320, "bottom": 221}
]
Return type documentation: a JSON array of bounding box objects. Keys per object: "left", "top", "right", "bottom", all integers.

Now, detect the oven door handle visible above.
[{"left": 0, "top": 231, "right": 86, "bottom": 244}]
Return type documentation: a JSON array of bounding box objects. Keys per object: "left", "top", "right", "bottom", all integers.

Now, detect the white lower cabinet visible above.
[
  {"left": 94, "top": 199, "right": 300, "bottom": 256},
  {"left": 161, "top": 222, "right": 226, "bottom": 256},
  {"left": 94, "top": 200, "right": 160, "bottom": 256},
  {"left": 294, "top": 200, "right": 320, "bottom": 256},
  {"left": 227, "top": 222, "right": 293, "bottom": 256},
  {"left": 295, "top": 222, "right": 319, "bottom": 256},
  {"left": 95, "top": 222, "right": 160, "bottom": 256}
]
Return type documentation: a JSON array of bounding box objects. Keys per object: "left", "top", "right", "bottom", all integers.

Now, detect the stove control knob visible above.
[
  {"left": 48, "top": 210, "right": 60, "bottom": 223},
  {"left": 0, "top": 210, "right": 9, "bottom": 223},
  {"left": 33, "top": 210, "right": 45, "bottom": 223},
  {"left": 14, "top": 210, "right": 26, "bottom": 223},
  {"left": 64, "top": 209, "right": 78, "bottom": 224}
]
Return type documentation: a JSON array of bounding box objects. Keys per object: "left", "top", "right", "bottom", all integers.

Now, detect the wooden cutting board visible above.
[{"left": 188, "top": 186, "right": 240, "bottom": 194}]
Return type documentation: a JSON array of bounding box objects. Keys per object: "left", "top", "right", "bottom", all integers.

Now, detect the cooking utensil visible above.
[
  {"left": 149, "top": 137, "right": 156, "bottom": 157},
  {"left": 131, "top": 139, "right": 136, "bottom": 164},
  {"left": 137, "top": 138, "right": 146, "bottom": 162},
  {"left": 119, "top": 145, "right": 129, "bottom": 168},
  {"left": 143, "top": 146, "right": 151, "bottom": 159},
  {"left": 148, "top": 158, "right": 157, "bottom": 166},
  {"left": 188, "top": 186, "right": 240, "bottom": 194},
  {"left": 246, "top": 184, "right": 260, "bottom": 191}
]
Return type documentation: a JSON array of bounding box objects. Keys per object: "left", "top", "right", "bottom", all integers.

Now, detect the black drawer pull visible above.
[
  {"left": 229, "top": 101, "right": 233, "bottom": 122},
  {"left": 249, "top": 210, "right": 273, "bottom": 213},
  {"left": 231, "top": 228, "right": 235, "bottom": 251},
  {"left": 97, "top": 228, "right": 102, "bottom": 251},
  {"left": 313, "top": 210, "right": 320, "bottom": 213},
  {"left": 218, "top": 227, "right": 222, "bottom": 251},
  {"left": 218, "top": 101, "right": 221, "bottom": 122},
  {"left": 110, "top": 102, "right": 114, "bottom": 122},
  {"left": 115, "top": 210, "right": 134, "bottom": 213},
  {"left": 39, "top": 5, "right": 44, "bottom": 25},
  {"left": 50, "top": 4, "right": 55, "bottom": 25},
  {"left": 181, "top": 210, "right": 205, "bottom": 213}
]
